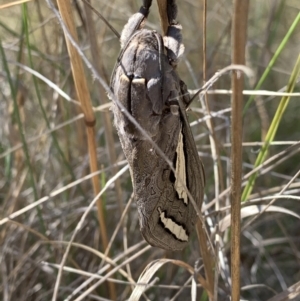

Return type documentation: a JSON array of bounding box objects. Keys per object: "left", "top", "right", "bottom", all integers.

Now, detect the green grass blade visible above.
[
  {"left": 0, "top": 38, "right": 46, "bottom": 232},
  {"left": 241, "top": 54, "right": 300, "bottom": 202},
  {"left": 243, "top": 12, "right": 300, "bottom": 114},
  {"left": 22, "top": 4, "right": 84, "bottom": 195}
]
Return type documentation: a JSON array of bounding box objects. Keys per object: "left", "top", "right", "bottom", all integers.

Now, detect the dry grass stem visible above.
[{"left": 230, "top": 1, "right": 249, "bottom": 300}]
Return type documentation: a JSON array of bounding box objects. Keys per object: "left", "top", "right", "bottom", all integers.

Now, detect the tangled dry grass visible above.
[{"left": 0, "top": 0, "right": 300, "bottom": 300}]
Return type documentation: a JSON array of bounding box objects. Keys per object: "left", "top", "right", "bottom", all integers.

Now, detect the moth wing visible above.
[{"left": 178, "top": 97, "right": 205, "bottom": 229}]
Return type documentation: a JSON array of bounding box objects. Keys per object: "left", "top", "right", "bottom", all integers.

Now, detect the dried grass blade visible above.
[{"left": 231, "top": 1, "right": 249, "bottom": 300}]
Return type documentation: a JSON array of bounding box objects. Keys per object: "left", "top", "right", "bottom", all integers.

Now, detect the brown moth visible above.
[{"left": 110, "top": 0, "right": 205, "bottom": 251}]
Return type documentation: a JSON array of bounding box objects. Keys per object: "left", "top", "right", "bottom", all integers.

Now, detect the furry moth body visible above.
[{"left": 110, "top": 0, "right": 205, "bottom": 251}]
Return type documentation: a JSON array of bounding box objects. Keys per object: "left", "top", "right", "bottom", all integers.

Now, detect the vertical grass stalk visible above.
[
  {"left": 52, "top": 0, "right": 114, "bottom": 299},
  {"left": 231, "top": 1, "right": 249, "bottom": 300}
]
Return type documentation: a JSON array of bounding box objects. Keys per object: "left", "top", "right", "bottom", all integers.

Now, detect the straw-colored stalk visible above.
[
  {"left": 231, "top": 1, "right": 249, "bottom": 301},
  {"left": 55, "top": 0, "right": 115, "bottom": 299}
]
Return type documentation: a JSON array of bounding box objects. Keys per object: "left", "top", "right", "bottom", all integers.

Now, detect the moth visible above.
[{"left": 110, "top": 0, "right": 205, "bottom": 251}]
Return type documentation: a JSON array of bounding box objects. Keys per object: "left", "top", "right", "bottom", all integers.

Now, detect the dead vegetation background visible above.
[{"left": 0, "top": 0, "right": 300, "bottom": 300}]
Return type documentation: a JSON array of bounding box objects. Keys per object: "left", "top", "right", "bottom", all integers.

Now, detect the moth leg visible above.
[
  {"left": 120, "top": 0, "right": 153, "bottom": 48},
  {"left": 179, "top": 79, "right": 191, "bottom": 108},
  {"left": 147, "top": 77, "right": 164, "bottom": 115},
  {"left": 131, "top": 77, "right": 160, "bottom": 138},
  {"left": 116, "top": 74, "right": 130, "bottom": 107},
  {"left": 163, "top": 0, "right": 184, "bottom": 67},
  {"left": 115, "top": 74, "right": 136, "bottom": 135}
]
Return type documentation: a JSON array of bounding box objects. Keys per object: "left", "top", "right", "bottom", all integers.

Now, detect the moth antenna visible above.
[
  {"left": 163, "top": 0, "right": 184, "bottom": 67},
  {"left": 120, "top": 0, "right": 153, "bottom": 48}
]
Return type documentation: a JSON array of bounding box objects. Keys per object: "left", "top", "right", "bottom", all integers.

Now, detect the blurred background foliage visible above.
[{"left": 0, "top": 0, "right": 300, "bottom": 300}]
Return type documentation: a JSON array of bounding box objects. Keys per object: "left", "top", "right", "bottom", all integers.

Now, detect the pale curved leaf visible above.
[
  {"left": 129, "top": 258, "right": 208, "bottom": 301},
  {"left": 219, "top": 205, "right": 300, "bottom": 232}
]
